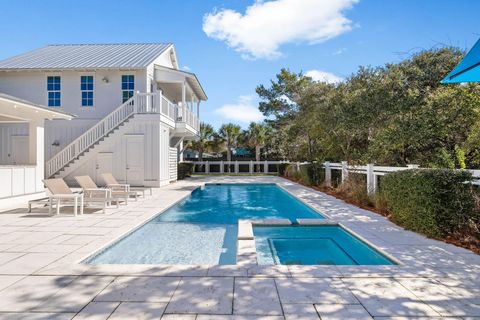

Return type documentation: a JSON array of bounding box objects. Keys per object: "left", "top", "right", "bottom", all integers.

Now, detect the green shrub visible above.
[
  {"left": 379, "top": 169, "right": 477, "bottom": 237},
  {"left": 337, "top": 173, "right": 373, "bottom": 206},
  {"left": 284, "top": 164, "right": 301, "bottom": 180},
  {"left": 277, "top": 163, "right": 289, "bottom": 176},
  {"left": 299, "top": 163, "right": 325, "bottom": 186},
  {"left": 178, "top": 162, "right": 194, "bottom": 180},
  {"left": 282, "top": 163, "right": 325, "bottom": 186}
]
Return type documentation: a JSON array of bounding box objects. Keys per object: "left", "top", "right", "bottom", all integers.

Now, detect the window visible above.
[
  {"left": 47, "top": 76, "right": 61, "bottom": 107},
  {"left": 81, "top": 76, "right": 94, "bottom": 107},
  {"left": 122, "top": 75, "right": 134, "bottom": 102}
]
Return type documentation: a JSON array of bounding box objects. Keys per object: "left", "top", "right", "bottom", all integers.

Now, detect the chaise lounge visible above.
[
  {"left": 74, "top": 175, "right": 120, "bottom": 213},
  {"left": 42, "top": 178, "right": 84, "bottom": 216},
  {"left": 101, "top": 173, "right": 152, "bottom": 198}
]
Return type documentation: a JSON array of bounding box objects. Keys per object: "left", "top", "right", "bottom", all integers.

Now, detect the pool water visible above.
[
  {"left": 86, "top": 184, "right": 324, "bottom": 265},
  {"left": 254, "top": 225, "right": 395, "bottom": 265}
]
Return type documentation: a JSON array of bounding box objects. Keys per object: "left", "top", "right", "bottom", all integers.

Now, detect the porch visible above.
[
  {"left": 0, "top": 93, "right": 73, "bottom": 206},
  {"left": 154, "top": 65, "right": 207, "bottom": 138}
]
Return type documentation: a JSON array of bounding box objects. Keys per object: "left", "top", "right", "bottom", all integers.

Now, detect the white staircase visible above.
[{"left": 45, "top": 92, "right": 175, "bottom": 178}]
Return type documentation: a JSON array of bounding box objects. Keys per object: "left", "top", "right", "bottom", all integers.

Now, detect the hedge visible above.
[
  {"left": 178, "top": 163, "right": 194, "bottom": 180},
  {"left": 379, "top": 169, "right": 477, "bottom": 237},
  {"left": 283, "top": 163, "right": 325, "bottom": 186}
]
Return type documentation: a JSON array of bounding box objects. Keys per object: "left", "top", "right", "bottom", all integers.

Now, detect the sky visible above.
[{"left": 0, "top": 0, "right": 479, "bottom": 129}]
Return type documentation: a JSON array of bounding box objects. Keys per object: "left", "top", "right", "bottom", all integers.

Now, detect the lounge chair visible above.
[
  {"left": 42, "top": 178, "right": 84, "bottom": 216},
  {"left": 74, "top": 175, "right": 120, "bottom": 213},
  {"left": 101, "top": 173, "right": 152, "bottom": 198}
]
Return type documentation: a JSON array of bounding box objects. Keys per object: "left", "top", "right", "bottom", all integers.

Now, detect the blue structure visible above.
[{"left": 442, "top": 38, "right": 480, "bottom": 83}]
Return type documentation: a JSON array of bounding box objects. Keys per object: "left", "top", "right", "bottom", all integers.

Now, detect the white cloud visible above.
[
  {"left": 215, "top": 95, "right": 264, "bottom": 123},
  {"left": 182, "top": 65, "right": 191, "bottom": 71},
  {"left": 203, "top": 0, "right": 357, "bottom": 60},
  {"left": 305, "top": 69, "right": 343, "bottom": 83}
]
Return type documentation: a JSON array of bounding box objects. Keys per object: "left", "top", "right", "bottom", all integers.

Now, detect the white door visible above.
[
  {"left": 11, "top": 136, "right": 29, "bottom": 165},
  {"left": 96, "top": 153, "right": 113, "bottom": 185},
  {"left": 125, "top": 135, "right": 144, "bottom": 186}
]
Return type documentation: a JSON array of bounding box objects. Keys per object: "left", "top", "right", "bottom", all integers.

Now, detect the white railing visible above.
[
  {"left": 176, "top": 105, "right": 199, "bottom": 131},
  {"left": 45, "top": 92, "right": 185, "bottom": 178},
  {"left": 299, "top": 161, "right": 480, "bottom": 194},
  {"left": 192, "top": 160, "right": 480, "bottom": 194},
  {"left": 46, "top": 96, "right": 136, "bottom": 178},
  {"left": 191, "top": 160, "right": 289, "bottom": 174},
  {"left": 323, "top": 162, "right": 420, "bottom": 195}
]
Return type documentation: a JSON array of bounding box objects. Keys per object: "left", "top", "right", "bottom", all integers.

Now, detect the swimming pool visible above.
[
  {"left": 86, "top": 183, "right": 324, "bottom": 265},
  {"left": 254, "top": 225, "right": 395, "bottom": 265}
]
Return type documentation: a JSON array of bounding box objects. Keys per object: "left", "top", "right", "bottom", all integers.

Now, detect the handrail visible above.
[
  {"left": 46, "top": 92, "right": 200, "bottom": 177},
  {"left": 46, "top": 95, "right": 136, "bottom": 177},
  {"left": 176, "top": 105, "right": 199, "bottom": 131}
]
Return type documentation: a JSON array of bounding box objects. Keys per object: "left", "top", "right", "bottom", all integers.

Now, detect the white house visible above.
[
  {"left": 0, "top": 43, "right": 206, "bottom": 188},
  {"left": 0, "top": 93, "right": 73, "bottom": 206}
]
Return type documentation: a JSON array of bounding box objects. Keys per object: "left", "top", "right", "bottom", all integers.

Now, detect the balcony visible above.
[{"left": 135, "top": 92, "right": 199, "bottom": 135}]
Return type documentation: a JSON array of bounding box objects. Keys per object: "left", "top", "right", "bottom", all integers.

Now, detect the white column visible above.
[
  {"left": 264, "top": 160, "right": 268, "bottom": 173},
  {"left": 29, "top": 119, "right": 44, "bottom": 191},
  {"left": 235, "top": 160, "right": 239, "bottom": 173},
  {"left": 220, "top": 161, "right": 224, "bottom": 174},
  {"left": 324, "top": 161, "right": 331, "bottom": 187},
  {"left": 366, "top": 163, "right": 375, "bottom": 194},
  {"left": 206, "top": 161, "right": 210, "bottom": 174},
  {"left": 341, "top": 161, "right": 349, "bottom": 183},
  {"left": 182, "top": 82, "right": 187, "bottom": 120},
  {"left": 249, "top": 160, "right": 253, "bottom": 173}
]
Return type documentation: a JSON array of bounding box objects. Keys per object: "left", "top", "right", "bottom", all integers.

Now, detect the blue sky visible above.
[{"left": 0, "top": 0, "right": 479, "bottom": 129}]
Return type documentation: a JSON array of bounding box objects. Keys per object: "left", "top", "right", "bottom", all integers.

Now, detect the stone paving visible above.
[{"left": 0, "top": 176, "right": 478, "bottom": 319}]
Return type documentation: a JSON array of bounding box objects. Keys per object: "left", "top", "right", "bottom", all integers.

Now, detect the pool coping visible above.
[
  {"left": 78, "top": 185, "right": 203, "bottom": 264},
  {"left": 237, "top": 219, "right": 402, "bottom": 266},
  {"left": 81, "top": 181, "right": 331, "bottom": 266}
]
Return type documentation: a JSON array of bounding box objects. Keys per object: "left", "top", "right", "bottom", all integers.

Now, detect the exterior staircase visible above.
[{"left": 46, "top": 92, "right": 160, "bottom": 178}]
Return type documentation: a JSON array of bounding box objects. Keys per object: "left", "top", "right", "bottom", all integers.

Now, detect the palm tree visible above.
[
  {"left": 190, "top": 122, "right": 215, "bottom": 161},
  {"left": 218, "top": 123, "right": 241, "bottom": 171},
  {"left": 246, "top": 122, "right": 270, "bottom": 171}
]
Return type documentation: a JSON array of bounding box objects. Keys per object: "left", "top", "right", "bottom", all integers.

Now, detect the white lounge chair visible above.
[
  {"left": 74, "top": 175, "right": 120, "bottom": 213},
  {"left": 43, "top": 178, "right": 84, "bottom": 216},
  {"left": 101, "top": 173, "right": 151, "bottom": 198}
]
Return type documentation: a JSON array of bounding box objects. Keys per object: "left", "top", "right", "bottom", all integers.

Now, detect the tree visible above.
[
  {"left": 245, "top": 122, "right": 270, "bottom": 170},
  {"left": 190, "top": 122, "right": 215, "bottom": 161},
  {"left": 218, "top": 123, "right": 241, "bottom": 171},
  {"left": 255, "top": 47, "right": 480, "bottom": 168}
]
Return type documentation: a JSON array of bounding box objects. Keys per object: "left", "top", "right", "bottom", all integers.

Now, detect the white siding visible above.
[
  {"left": 0, "top": 70, "right": 147, "bottom": 119},
  {"left": 158, "top": 122, "right": 171, "bottom": 186},
  {"left": 60, "top": 115, "right": 170, "bottom": 187},
  {"left": 169, "top": 147, "right": 178, "bottom": 181},
  {"left": 0, "top": 123, "right": 28, "bottom": 164},
  {"left": 0, "top": 166, "right": 42, "bottom": 199},
  {"left": 44, "top": 119, "right": 97, "bottom": 160}
]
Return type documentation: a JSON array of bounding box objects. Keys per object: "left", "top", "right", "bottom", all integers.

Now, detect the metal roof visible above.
[
  {"left": 0, "top": 93, "right": 75, "bottom": 119},
  {"left": 155, "top": 65, "right": 208, "bottom": 101},
  {"left": 0, "top": 43, "right": 172, "bottom": 70}
]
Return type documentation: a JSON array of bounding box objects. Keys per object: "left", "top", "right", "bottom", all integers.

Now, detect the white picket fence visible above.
[{"left": 191, "top": 160, "right": 480, "bottom": 194}]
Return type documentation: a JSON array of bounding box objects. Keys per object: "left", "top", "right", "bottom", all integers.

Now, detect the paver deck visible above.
[{"left": 0, "top": 176, "right": 478, "bottom": 319}]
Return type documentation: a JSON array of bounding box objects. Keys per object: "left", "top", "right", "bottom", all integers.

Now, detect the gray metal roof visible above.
[
  {"left": 0, "top": 43, "right": 172, "bottom": 70},
  {"left": 0, "top": 93, "right": 75, "bottom": 119}
]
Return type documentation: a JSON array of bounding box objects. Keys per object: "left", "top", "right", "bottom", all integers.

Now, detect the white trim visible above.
[
  {"left": 79, "top": 72, "right": 96, "bottom": 109},
  {"left": 45, "top": 72, "right": 62, "bottom": 109}
]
